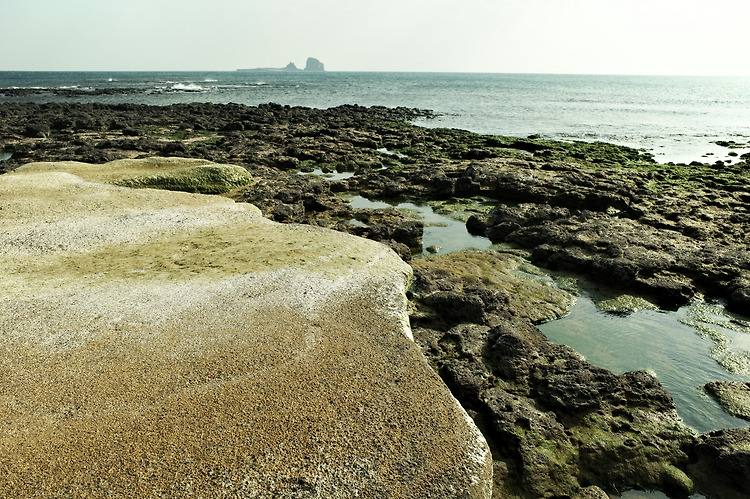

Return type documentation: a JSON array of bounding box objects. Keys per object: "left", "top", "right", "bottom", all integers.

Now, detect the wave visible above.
[{"left": 170, "top": 83, "right": 205, "bottom": 92}]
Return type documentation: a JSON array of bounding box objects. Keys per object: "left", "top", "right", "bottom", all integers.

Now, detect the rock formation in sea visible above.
[
  {"left": 304, "top": 57, "right": 325, "bottom": 72},
  {"left": 236, "top": 57, "right": 325, "bottom": 72}
]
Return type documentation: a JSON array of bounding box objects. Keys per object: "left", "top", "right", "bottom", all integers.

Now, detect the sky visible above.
[{"left": 1, "top": 0, "right": 749, "bottom": 76}]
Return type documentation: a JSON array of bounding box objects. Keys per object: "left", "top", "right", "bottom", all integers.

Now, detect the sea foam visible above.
[{"left": 170, "top": 83, "right": 204, "bottom": 92}]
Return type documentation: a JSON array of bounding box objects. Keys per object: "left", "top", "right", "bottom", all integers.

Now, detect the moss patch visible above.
[
  {"left": 595, "top": 294, "right": 659, "bottom": 314},
  {"left": 413, "top": 250, "right": 573, "bottom": 324},
  {"left": 16, "top": 158, "right": 254, "bottom": 195},
  {"left": 114, "top": 164, "right": 253, "bottom": 194},
  {"left": 427, "top": 197, "right": 496, "bottom": 222}
]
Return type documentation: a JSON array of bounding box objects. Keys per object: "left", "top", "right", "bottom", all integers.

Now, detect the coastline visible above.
[
  {"left": 2, "top": 71, "right": 750, "bottom": 166},
  {"left": 2, "top": 101, "right": 749, "bottom": 498}
]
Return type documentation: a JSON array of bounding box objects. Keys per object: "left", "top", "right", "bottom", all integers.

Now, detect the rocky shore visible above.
[{"left": 2, "top": 102, "right": 750, "bottom": 497}]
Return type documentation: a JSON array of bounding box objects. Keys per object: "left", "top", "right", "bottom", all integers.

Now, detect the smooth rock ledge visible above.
[{"left": 0, "top": 160, "right": 492, "bottom": 498}]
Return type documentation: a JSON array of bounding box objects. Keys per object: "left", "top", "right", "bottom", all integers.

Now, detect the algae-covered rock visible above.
[
  {"left": 410, "top": 250, "right": 574, "bottom": 328},
  {"left": 114, "top": 164, "right": 253, "bottom": 194},
  {"left": 16, "top": 157, "right": 254, "bottom": 194},
  {"left": 409, "top": 251, "right": 697, "bottom": 498},
  {"left": 704, "top": 381, "right": 750, "bottom": 420},
  {"left": 689, "top": 427, "right": 750, "bottom": 499}
]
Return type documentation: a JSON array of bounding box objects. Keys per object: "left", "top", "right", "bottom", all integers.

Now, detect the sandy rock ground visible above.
[{"left": 0, "top": 160, "right": 492, "bottom": 497}]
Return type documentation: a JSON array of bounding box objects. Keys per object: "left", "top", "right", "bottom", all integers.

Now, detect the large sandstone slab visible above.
[{"left": 0, "top": 161, "right": 491, "bottom": 497}]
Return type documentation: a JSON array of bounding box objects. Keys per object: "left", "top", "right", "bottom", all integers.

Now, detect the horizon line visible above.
[{"left": 2, "top": 69, "right": 750, "bottom": 78}]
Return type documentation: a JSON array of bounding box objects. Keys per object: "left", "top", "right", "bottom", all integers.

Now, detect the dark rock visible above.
[
  {"left": 220, "top": 122, "right": 244, "bottom": 132},
  {"left": 689, "top": 428, "right": 750, "bottom": 499},
  {"left": 728, "top": 277, "right": 750, "bottom": 314},
  {"left": 383, "top": 240, "right": 412, "bottom": 263},
  {"left": 23, "top": 123, "right": 50, "bottom": 138},
  {"left": 304, "top": 57, "right": 325, "bottom": 72},
  {"left": 423, "top": 292, "right": 486, "bottom": 325},
  {"left": 161, "top": 141, "right": 188, "bottom": 156},
  {"left": 50, "top": 117, "right": 74, "bottom": 130},
  {"left": 122, "top": 128, "right": 143, "bottom": 137},
  {"left": 350, "top": 209, "right": 424, "bottom": 249},
  {"left": 271, "top": 202, "right": 304, "bottom": 222},
  {"left": 271, "top": 156, "right": 301, "bottom": 170}
]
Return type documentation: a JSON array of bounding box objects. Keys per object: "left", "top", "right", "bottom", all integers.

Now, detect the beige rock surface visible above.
[{"left": 0, "top": 161, "right": 492, "bottom": 497}]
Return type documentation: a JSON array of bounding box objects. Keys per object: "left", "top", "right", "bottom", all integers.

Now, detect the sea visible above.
[
  {"left": 2, "top": 71, "right": 750, "bottom": 451},
  {"left": 2, "top": 71, "right": 750, "bottom": 164}
]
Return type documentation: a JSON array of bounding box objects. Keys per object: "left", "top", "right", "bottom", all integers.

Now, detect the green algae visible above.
[
  {"left": 412, "top": 251, "right": 573, "bottom": 324},
  {"left": 376, "top": 120, "right": 750, "bottom": 195},
  {"left": 704, "top": 382, "right": 750, "bottom": 421},
  {"left": 680, "top": 298, "right": 750, "bottom": 374},
  {"left": 3, "top": 218, "right": 393, "bottom": 301},
  {"left": 16, "top": 158, "right": 255, "bottom": 195},
  {"left": 427, "top": 197, "right": 495, "bottom": 223},
  {"left": 392, "top": 125, "right": 656, "bottom": 166},
  {"left": 596, "top": 294, "right": 660, "bottom": 314},
  {"left": 114, "top": 164, "right": 254, "bottom": 194}
]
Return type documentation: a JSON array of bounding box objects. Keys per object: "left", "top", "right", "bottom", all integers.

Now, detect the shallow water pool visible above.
[
  {"left": 538, "top": 295, "right": 750, "bottom": 433},
  {"left": 298, "top": 168, "right": 355, "bottom": 181},
  {"left": 346, "top": 195, "right": 495, "bottom": 255}
]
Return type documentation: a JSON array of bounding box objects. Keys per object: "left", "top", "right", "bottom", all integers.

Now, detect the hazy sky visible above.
[{"left": 2, "top": 0, "right": 748, "bottom": 75}]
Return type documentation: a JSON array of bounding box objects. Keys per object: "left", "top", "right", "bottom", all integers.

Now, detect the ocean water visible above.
[{"left": 2, "top": 71, "right": 750, "bottom": 164}]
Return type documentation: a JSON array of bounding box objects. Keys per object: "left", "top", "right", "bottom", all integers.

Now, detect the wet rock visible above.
[
  {"left": 704, "top": 381, "right": 750, "bottom": 420},
  {"left": 689, "top": 427, "right": 750, "bottom": 499},
  {"left": 410, "top": 251, "right": 697, "bottom": 498}
]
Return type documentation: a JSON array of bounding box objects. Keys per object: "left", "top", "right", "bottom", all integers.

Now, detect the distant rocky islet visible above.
[{"left": 237, "top": 56, "right": 326, "bottom": 72}]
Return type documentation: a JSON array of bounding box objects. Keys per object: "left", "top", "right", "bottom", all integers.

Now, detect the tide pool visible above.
[
  {"left": 345, "top": 193, "right": 750, "bottom": 433},
  {"left": 539, "top": 293, "right": 750, "bottom": 433}
]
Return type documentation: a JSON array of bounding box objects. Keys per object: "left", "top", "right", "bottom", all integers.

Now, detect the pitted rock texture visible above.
[{"left": 0, "top": 160, "right": 492, "bottom": 498}]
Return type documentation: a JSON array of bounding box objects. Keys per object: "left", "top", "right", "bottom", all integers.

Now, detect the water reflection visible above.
[
  {"left": 345, "top": 195, "right": 495, "bottom": 255},
  {"left": 298, "top": 168, "right": 355, "bottom": 181},
  {"left": 538, "top": 295, "right": 750, "bottom": 433}
]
